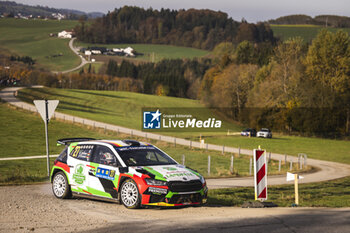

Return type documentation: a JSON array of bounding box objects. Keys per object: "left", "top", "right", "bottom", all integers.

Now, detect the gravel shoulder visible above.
[{"left": 1, "top": 183, "right": 350, "bottom": 233}]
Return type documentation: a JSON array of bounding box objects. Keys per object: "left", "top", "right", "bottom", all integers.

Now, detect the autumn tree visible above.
[{"left": 304, "top": 30, "right": 350, "bottom": 133}]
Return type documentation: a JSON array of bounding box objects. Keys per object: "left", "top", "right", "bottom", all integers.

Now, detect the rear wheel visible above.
[
  {"left": 120, "top": 179, "right": 141, "bottom": 209},
  {"left": 52, "top": 171, "right": 71, "bottom": 199}
]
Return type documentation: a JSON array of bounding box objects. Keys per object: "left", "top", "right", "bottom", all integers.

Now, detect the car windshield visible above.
[
  {"left": 261, "top": 129, "right": 269, "bottom": 132},
  {"left": 114, "top": 146, "right": 177, "bottom": 166}
]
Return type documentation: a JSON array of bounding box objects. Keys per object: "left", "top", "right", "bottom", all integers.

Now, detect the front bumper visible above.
[{"left": 142, "top": 186, "right": 208, "bottom": 207}]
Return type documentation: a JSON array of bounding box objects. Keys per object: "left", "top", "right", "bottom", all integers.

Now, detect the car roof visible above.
[{"left": 77, "top": 139, "right": 151, "bottom": 148}]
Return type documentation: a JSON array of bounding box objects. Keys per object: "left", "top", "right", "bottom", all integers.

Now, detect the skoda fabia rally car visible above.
[{"left": 50, "top": 138, "right": 208, "bottom": 208}]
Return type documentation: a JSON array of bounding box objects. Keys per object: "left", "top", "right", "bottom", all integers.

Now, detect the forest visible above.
[{"left": 75, "top": 6, "right": 276, "bottom": 50}]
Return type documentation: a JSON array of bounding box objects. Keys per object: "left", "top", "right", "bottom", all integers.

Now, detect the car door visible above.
[
  {"left": 88, "top": 145, "right": 121, "bottom": 200},
  {"left": 67, "top": 144, "right": 94, "bottom": 194}
]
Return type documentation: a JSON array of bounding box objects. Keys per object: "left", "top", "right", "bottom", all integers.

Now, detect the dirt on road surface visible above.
[{"left": 1, "top": 184, "right": 349, "bottom": 233}]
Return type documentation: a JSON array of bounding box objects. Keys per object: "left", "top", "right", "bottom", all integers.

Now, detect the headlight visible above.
[
  {"left": 145, "top": 178, "right": 167, "bottom": 186},
  {"left": 199, "top": 176, "right": 206, "bottom": 184}
]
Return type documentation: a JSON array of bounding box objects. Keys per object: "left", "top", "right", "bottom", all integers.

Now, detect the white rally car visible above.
[
  {"left": 50, "top": 138, "right": 208, "bottom": 208},
  {"left": 257, "top": 128, "right": 272, "bottom": 138}
]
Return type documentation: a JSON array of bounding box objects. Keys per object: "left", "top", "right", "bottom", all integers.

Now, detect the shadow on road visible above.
[{"left": 81, "top": 209, "right": 350, "bottom": 233}]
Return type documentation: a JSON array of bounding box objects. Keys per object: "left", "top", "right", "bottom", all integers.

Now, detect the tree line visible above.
[
  {"left": 268, "top": 14, "right": 350, "bottom": 28},
  {"left": 75, "top": 6, "right": 276, "bottom": 50},
  {"left": 200, "top": 30, "right": 350, "bottom": 137}
]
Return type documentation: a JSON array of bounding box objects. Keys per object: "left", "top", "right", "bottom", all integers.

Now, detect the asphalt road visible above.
[
  {"left": 53, "top": 38, "right": 90, "bottom": 74},
  {"left": 0, "top": 183, "right": 349, "bottom": 233}
]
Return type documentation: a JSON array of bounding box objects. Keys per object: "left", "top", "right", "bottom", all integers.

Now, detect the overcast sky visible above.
[{"left": 11, "top": 0, "right": 350, "bottom": 22}]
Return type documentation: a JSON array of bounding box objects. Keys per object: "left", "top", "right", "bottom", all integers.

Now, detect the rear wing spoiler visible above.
[{"left": 57, "top": 138, "right": 96, "bottom": 146}]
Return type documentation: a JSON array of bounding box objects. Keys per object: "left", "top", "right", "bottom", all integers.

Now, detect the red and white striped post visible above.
[{"left": 253, "top": 148, "right": 268, "bottom": 201}]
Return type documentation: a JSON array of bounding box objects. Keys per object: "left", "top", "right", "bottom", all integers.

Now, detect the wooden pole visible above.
[
  {"left": 294, "top": 174, "right": 299, "bottom": 205},
  {"left": 208, "top": 155, "right": 211, "bottom": 176},
  {"left": 230, "top": 155, "right": 234, "bottom": 174},
  {"left": 278, "top": 159, "right": 281, "bottom": 172},
  {"left": 249, "top": 157, "right": 252, "bottom": 175}
]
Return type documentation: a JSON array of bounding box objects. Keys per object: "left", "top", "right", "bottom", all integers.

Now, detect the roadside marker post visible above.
[
  {"left": 278, "top": 159, "right": 281, "bottom": 172},
  {"left": 286, "top": 172, "right": 304, "bottom": 206},
  {"left": 34, "top": 100, "right": 59, "bottom": 178},
  {"left": 230, "top": 155, "right": 234, "bottom": 174},
  {"left": 253, "top": 149, "right": 268, "bottom": 201},
  {"left": 249, "top": 157, "right": 252, "bottom": 175},
  {"left": 208, "top": 155, "right": 211, "bottom": 176}
]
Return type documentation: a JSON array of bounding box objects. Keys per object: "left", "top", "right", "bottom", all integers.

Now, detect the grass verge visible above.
[{"left": 208, "top": 176, "right": 350, "bottom": 207}]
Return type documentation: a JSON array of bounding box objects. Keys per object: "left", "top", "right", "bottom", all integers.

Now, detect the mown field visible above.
[
  {"left": 0, "top": 18, "right": 80, "bottom": 71},
  {"left": 0, "top": 102, "right": 295, "bottom": 184},
  {"left": 271, "top": 24, "right": 350, "bottom": 41},
  {"left": 74, "top": 41, "right": 210, "bottom": 62},
  {"left": 17, "top": 87, "right": 350, "bottom": 165}
]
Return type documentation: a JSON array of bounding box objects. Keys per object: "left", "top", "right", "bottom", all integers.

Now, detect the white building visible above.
[
  {"left": 85, "top": 50, "right": 92, "bottom": 56},
  {"left": 91, "top": 50, "right": 101, "bottom": 55},
  {"left": 112, "top": 47, "right": 135, "bottom": 57},
  {"left": 58, "top": 30, "right": 73, "bottom": 39}
]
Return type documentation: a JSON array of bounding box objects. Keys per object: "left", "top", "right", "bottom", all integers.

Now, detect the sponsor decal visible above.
[
  {"left": 148, "top": 187, "right": 168, "bottom": 195},
  {"left": 163, "top": 167, "right": 177, "bottom": 171},
  {"left": 164, "top": 172, "right": 196, "bottom": 179},
  {"left": 73, "top": 164, "right": 86, "bottom": 185},
  {"left": 96, "top": 167, "right": 115, "bottom": 180}
]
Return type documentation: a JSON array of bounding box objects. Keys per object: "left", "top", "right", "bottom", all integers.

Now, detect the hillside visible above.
[
  {"left": 0, "top": 1, "right": 103, "bottom": 19},
  {"left": 0, "top": 18, "right": 80, "bottom": 71},
  {"left": 271, "top": 24, "right": 350, "bottom": 41},
  {"left": 268, "top": 14, "right": 350, "bottom": 28},
  {"left": 16, "top": 87, "right": 350, "bottom": 164},
  {"left": 17, "top": 87, "right": 241, "bottom": 135}
]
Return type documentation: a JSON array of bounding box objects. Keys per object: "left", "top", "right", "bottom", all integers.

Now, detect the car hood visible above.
[{"left": 133, "top": 164, "right": 202, "bottom": 182}]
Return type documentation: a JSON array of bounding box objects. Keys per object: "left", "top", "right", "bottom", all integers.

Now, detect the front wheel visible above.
[
  {"left": 120, "top": 179, "right": 141, "bottom": 209},
  {"left": 52, "top": 171, "right": 71, "bottom": 199}
]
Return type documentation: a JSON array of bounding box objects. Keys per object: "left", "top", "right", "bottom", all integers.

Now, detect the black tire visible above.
[
  {"left": 120, "top": 179, "right": 141, "bottom": 209},
  {"left": 52, "top": 171, "right": 72, "bottom": 199}
]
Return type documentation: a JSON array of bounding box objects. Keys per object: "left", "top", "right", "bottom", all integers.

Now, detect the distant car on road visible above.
[
  {"left": 257, "top": 128, "right": 272, "bottom": 138},
  {"left": 50, "top": 138, "right": 208, "bottom": 209},
  {"left": 240, "top": 128, "right": 256, "bottom": 137}
]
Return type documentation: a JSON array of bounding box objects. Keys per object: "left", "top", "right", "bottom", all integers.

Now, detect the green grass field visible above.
[
  {"left": 18, "top": 87, "right": 242, "bottom": 134},
  {"left": 196, "top": 135, "right": 350, "bottom": 165},
  {"left": 17, "top": 87, "right": 350, "bottom": 165},
  {"left": 73, "top": 62, "right": 104, "bottom": 74},
  {"left": 75, "top": 41, "right": 210, "bottom": 62},
  {"left": 0, "top": 102, "right": 295, "bottom": 184},
  {"left": 0, "top": 18, "right": 80, "bottom": 71},
  {"left": 209, "top": 176, "right": 350, "bottom": 207},
  {"left": 270, "top": 24, "right": 350, "bottom": 41}
]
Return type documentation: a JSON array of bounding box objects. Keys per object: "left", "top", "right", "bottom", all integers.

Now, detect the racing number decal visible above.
[{"left": 72, "top": 146, "right": 80, "bottom": 158}]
